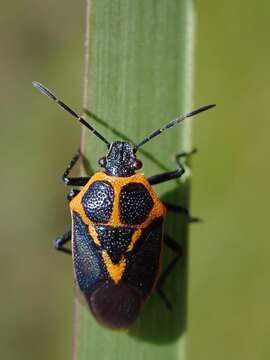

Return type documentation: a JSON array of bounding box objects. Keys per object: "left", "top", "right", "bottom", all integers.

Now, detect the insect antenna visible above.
[
  {"left": 134, "top": 104, "right": 216, "bottom": 152},
  {"left": 32, "top": 81, "right": 110, "bottom": 147}
]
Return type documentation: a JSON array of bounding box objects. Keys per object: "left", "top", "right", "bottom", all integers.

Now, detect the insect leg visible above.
[
  {"left": 163, "top": 202, "right": 200, "bottom": 223},
  {"left": 147, "top": 166, "right": 185, "bottom": 186},
  {"left": 175, "top": 148, "right": 197, "bottom": 163},
  {"left": 54, "top": 230, "right": 72, "bottom": 255},
  {"left": 66, "top": 189, "right": 80, "bottom": 202},
  {"left": 62, "top": 148, "right": 90, "bottom": 186},
  {"left": 156, "top": 234, "right": 183, "bottom": 309},
  {"left": 148, "top": 149, "right": 197, "bottom": 186}
]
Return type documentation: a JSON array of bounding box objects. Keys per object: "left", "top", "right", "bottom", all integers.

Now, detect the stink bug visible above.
[{"left": 33, "top": 81, "right": 215, "bottom": 329}]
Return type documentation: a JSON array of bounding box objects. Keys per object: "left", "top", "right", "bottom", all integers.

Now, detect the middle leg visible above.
[
  {"left": 54, "top": 230, "right": 72, "bottom": 255},
  {"left": 164, "top": 202, "right": 200, "bottom": 223}
]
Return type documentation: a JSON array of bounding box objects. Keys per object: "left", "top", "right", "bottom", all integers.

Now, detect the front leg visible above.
[
  {"left": 147, "top": 149, "right": 196, "bottom": 186},
  {"left": 66, "top": 189, "right": 80, "bottom": 202},
  {"left": 62, "top": 148, "right": 90, "bottom": 186},
  {"left": 147, "top": 164, "right": 185, "bottom": 186}
]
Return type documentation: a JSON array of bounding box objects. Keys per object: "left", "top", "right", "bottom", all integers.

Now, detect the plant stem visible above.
[{"left": 74, "top": 1, "right": 195, "bottom": 359}]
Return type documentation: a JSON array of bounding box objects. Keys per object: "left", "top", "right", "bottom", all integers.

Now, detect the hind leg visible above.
[{"left": 156, "top": 234, "right": 183, "bottom": 309}]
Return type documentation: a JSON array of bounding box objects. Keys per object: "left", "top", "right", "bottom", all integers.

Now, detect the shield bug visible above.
[{"left": 33, "top": 81, "right": 215, "bottom": 329}]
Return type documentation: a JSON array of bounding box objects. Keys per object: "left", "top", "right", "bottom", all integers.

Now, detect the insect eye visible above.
[
  {"left": 98, "top": 157, "right": 106, "bottom": 167},
  {"left": 134, "top": 159, "right": 142, "bottom": 170}
]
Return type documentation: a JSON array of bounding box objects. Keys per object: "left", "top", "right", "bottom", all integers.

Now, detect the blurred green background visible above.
[{"left": 0, "top": 1, "right": 269, "bottom": 360}]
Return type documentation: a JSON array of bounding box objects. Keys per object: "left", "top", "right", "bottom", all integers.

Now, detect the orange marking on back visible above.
[
  {"left": 88, "top": 224, "right": 100, "bottom": 246},
  {"left": 127, "top": 228, "right": 142, "bottom": 252},
  {"left": 69, "top": 171, "right": 166, "bottom": 253},
  {"left": 102, "top": 251, "right": 126, "bottom": 284}
]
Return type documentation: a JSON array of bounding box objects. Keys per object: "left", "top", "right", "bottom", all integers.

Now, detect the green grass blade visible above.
[{"left": 74, "top": 1, "right": 195, "bottom": 359}]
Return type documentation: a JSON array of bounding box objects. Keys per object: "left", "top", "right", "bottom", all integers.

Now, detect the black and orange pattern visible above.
[{"left": 70, "top": 171, "right": 166, "bottom": 329}]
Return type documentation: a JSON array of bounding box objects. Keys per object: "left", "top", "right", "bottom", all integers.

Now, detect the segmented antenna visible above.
[
  {"left": 32, "top": 81, "right": 110, "bottom": 147},
  {"left": 134, "top": 104, "right": 216, "bottom": 152}
]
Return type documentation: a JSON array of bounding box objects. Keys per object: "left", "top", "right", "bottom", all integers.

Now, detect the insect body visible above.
[
  {"left": 33, "top": 81, "right": 215, "bottom": 329},
  {"left": 71, "top": 156, "right": 166, "bottom": 328}
]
